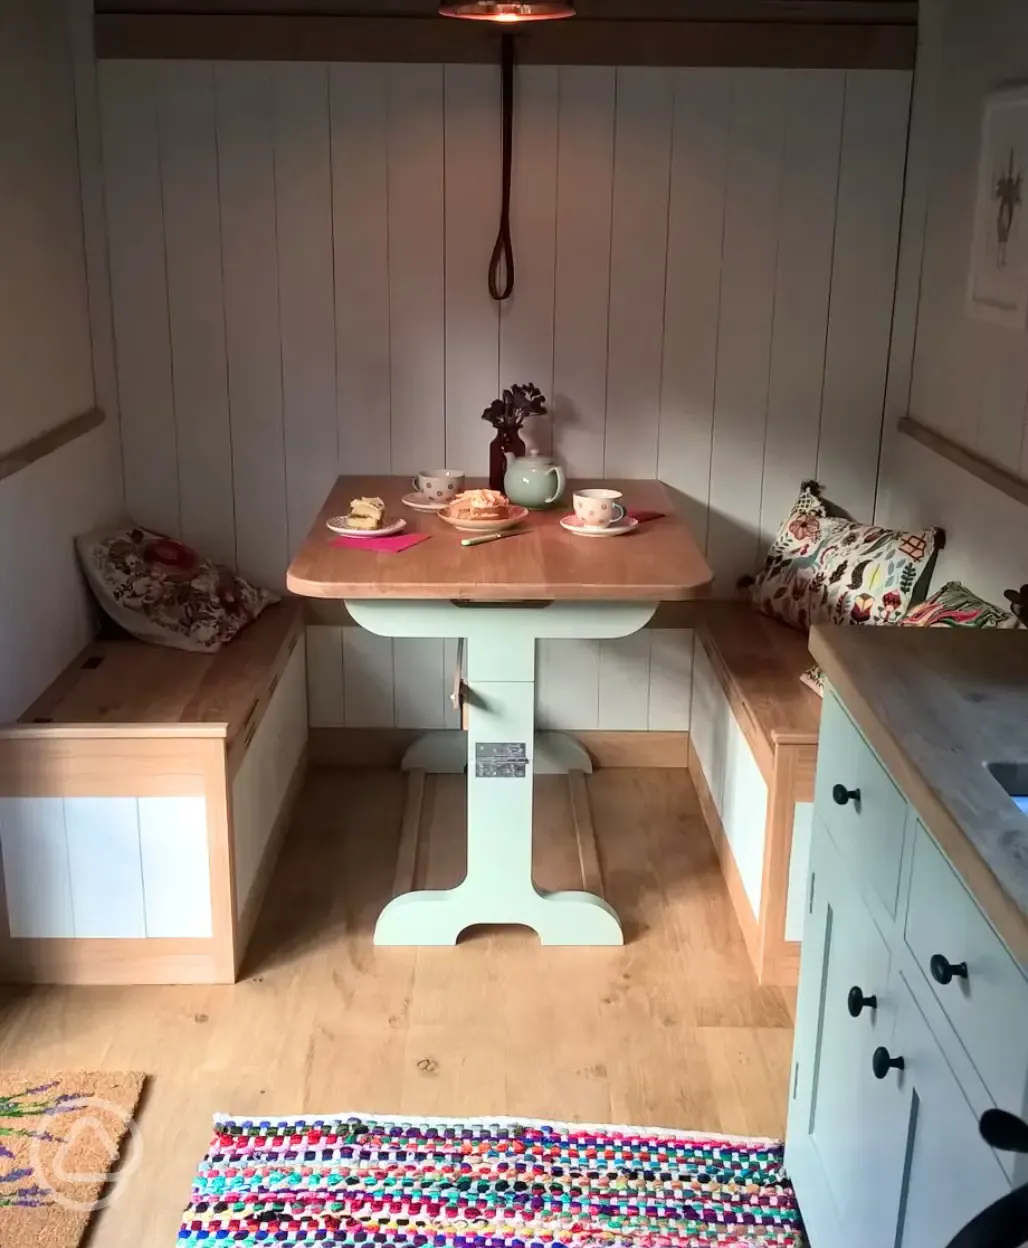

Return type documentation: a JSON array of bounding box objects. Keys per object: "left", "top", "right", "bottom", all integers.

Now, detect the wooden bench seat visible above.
[
  {"left": 0, "top": 601, "right": 308, "bottom": 986},
  {"left": 690, "top": 602, "right": 822, "bottom": 986}
]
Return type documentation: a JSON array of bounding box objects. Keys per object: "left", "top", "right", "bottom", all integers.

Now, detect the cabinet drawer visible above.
[
  {"left": 905, "top": 822, "right": 1028, "bottom": 1124},
  {"left": 815, "top": 693, "right": 907, "bottom": 917}
]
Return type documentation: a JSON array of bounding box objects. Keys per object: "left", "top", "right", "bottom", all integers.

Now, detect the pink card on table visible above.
[
  {"left": 331, "top": 533, "right": 431, "bottom": 554},
  {"left": 628, "top": 510, "right": 666, "bottom": 524}
]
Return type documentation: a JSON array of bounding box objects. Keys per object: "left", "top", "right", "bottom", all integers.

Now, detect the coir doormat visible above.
[{"left": 0, "top": 1071, "right": 144, "bottom": 1248}]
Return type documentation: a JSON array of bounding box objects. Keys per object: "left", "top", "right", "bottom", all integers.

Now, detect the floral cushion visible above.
[
  {"left": 901, "top": 582, "right": 1024, "bottom": 629},
  {"left": 751, "top": 482, "right": 942, "bottom": 632},
  {"left": 800, "top": 664, "right": 826, "bottom": 699},
  {"left": 77, "top": 525, "right": 278, "bottom": 653}
]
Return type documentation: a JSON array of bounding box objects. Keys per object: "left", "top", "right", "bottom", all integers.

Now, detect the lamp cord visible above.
[{"left": 488, "top": 32, "right": 516, "bottom": 302}]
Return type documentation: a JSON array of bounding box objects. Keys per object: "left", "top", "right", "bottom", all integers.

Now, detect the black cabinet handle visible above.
[
  {"left": 930, "top": 954, "right": 969, "bottom": 986},
  {"left": 980, "top": 1109, "right": 1028, "bottom": 1155},
  {"left": 872, "top": 1047, "right": 904, "bottom": 1080},
  {"left": 847, "top": 986, "right": 878, "bottom": 1018},
  {"left": 832, "top": 784, "right": 861, "bottom": 807}
]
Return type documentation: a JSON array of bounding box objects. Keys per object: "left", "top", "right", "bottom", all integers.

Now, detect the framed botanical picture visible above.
[{"left": 967, "top": 84, "right": 1028, "bottom": 329}]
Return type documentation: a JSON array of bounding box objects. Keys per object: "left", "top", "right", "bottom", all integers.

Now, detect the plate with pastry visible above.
[
  {"left": 327, "top": 497, "right": 407, "bottom": 538},
  {"left": 439, "top": 490, "right": 528, "bottom": 534}
]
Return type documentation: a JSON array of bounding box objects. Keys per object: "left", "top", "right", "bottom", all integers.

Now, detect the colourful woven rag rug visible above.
[{"left": 178, "top": 1114, "right": 805, "bottom": 1246}]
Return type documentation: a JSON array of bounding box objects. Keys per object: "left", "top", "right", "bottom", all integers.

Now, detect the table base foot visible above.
[
  {"left": 400, "top": 731, "right": 467, "bottom": 774},
  {"left": 374, "top": 886, "right": 623, "bottom": 947},
  {"left": 399, "top": 731, "right": 593, "bottom": 776}
]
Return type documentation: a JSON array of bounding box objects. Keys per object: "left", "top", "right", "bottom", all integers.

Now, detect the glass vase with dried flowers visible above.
[{"left": 483, "top": 384, "right": 548, "bottom": 492}]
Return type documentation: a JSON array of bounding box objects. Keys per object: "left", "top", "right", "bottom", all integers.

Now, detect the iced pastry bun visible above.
[{"left": 448, "top": 489, "right": 510, "bottom": 521}]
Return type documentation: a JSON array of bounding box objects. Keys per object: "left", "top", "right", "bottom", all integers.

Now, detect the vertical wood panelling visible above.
[
  {"left": 0, "top": 798, "right": 74, "bottom": 939},
  {"left": 707, "top": 70, "right": 787, "bottom": 590},
  {"left": 343, "top": 629, "right": 396, "bottom": 729},
  {"left": 99, "top": 60, "right": 180, "bottom": 536},
  {"left": 274, "top": 63, "right": 338, "bottom": 559},
  {"left": 394, "top": 639, "right": 448, "bottom": 731},
  {"left": 552, "top": 66, "right": 616, "bottom": 479},
  {"left": 759, "top": 70, "right": 844, "bottom": 549},
  {"left": 138, "top": 796, "right": 212, "bottom": 938},
  {"left": 818, "top": 70, "right": 910, "bottom": 522},
  {"left": 68, "top": 0, "right": 123, "bottom": 496},
  {"left": 98, "top": 61, "right": 911, "bottom": 732},
  {"left": 499, "top": 66, "right": 559, "bottom": 451},
  {"left": 603, "top": 67, "right": 675, "bottom": 479},
  {"left": 657, "top": 69, "right": 732, "bottom": 549},
  {"left": 648, "top": 629, "right": 694, "bottom": 732},
  {"left": 598, "top": 633, "right": 652, "bottom": 731},
  {"left": 306, "top": 625, "right": 345, "bottom": 728},
  {"left": 64, "top": 797, "right": 145, "bottom": 938},
  {"left": 388, "top": 63, "right": 446, "bottom": 477},
  {"left": 536, "top": 639, "right": 600, "bottom": 732},
  {"left": 158, "top": 61, "right": 236, "bottom": 567},
  {"left": 445, "top": 64, "right": 501, "bottom": 475},
  {"left": 331, "top": 63, "right": 392, "bottom": 476},
  {"left": 216, "top": 63, "right": 288, "bottom": 588}
]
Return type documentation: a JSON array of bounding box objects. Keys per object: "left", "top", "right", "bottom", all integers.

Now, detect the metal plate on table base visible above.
[
  {"left": 346, "top": 597, "right": 656, "bottom": 948},
  {"left": 398, "top": 731, "right": 593, "bottom": 776}
]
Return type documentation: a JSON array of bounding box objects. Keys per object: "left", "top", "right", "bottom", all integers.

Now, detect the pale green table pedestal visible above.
[{"left": 346, "top": 599, "right": 657, "bottom": 948}]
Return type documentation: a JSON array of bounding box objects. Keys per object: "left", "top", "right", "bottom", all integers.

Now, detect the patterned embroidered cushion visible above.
[
  {"left": 800, "top": 664, "right": 826, "bottom": 699},
  {"left": 901, "top": 582, "right": 1024, "bottom": 629},
  {"left": 751, "top": 482, "right": 942, "bottom": 632},
  {"left": 77, "top": 525, "right": 278, "bottom": 653}
]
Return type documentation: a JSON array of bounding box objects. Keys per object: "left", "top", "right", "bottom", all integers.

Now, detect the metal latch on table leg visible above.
[{"left": 451, "top": 637, "right": 469, "bottom": 730}]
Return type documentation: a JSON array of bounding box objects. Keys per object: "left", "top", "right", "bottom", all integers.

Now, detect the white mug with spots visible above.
[
  {"left": 413, "top": 470, "right": 466, "bottom": 503},
  {"left": 574, "top": 488, "right": 626, "bottom": 529}
]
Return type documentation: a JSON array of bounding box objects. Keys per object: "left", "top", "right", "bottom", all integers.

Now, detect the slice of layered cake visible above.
[{"left": 346, "top": 497, "right": 386, "bottom": 531}]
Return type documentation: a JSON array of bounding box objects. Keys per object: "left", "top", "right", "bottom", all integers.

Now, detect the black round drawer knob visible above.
[
  {"left": 872, "top": 1047, "right": 905, "bottom": 1080},
  {"left": 847, "top": 986, "right": 878, "bottom": 1018},
  {"left": 930, "top": 954, "right": 969, "bottom": 986},
  {"left": 832, "top": 784, "right": 861, "bottom": 807}
]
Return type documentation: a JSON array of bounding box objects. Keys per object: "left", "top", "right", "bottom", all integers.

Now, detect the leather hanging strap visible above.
[{"left": 488, "top": 32, "right": 516, "bottom": 302}]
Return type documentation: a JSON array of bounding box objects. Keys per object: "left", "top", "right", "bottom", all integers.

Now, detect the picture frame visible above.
[{"left": 967, "top": 84, "right": 1028, "bottom": 329}]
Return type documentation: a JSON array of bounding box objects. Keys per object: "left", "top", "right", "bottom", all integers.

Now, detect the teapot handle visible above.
[{"left": 546, "top": 465, "right": 567, "bottom": 506}]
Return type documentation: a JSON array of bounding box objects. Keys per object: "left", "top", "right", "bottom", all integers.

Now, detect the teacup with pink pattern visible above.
[{"left": 573, "top": 488, "right": 626, "bottom": 530}]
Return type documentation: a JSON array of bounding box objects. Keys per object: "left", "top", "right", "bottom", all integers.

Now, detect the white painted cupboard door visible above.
[{"left": 893, "top": 973, "right": 1010, "bottom": 1248}]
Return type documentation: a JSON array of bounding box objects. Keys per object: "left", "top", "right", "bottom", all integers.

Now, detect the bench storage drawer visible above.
[
  {"left": 0, "top": 603, "right": 307, "bottom": 985},
  {"left": 815, "top": 693, "right": 907, "bottom": 917}
]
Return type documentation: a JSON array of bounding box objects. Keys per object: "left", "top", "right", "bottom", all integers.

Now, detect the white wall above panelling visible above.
[
  {"left": 0, "top": 4, "right": 123, "bottom": 723},
  {"left": 877, "top": 0, "right": 1028, "bottom": 608},
  {"left": 97, "top": 61, "right": 910, "bottom": 731}
]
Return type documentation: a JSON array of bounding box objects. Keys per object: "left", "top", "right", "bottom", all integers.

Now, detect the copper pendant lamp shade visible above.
[{"left": 439, "top": 2, "right": 575, "bottom": 21}]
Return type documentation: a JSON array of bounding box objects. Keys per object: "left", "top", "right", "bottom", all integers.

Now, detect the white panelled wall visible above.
[{"left": 96, "top": 60, "right": 911, "bottom": 731}]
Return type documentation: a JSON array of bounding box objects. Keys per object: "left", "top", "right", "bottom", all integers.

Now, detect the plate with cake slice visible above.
[
  {"left": 327, "top": 497, "right": 407, "bottom": 538},
  {"left": 439, "top": 490, "right": 528, "bottom": 534}
]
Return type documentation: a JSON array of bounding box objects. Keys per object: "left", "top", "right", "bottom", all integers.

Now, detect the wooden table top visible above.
[{"left": 287, "top": 477, "right": 713, "bottom": 602}]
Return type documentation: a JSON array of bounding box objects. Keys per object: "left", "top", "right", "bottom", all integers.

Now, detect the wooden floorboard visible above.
[{"left": 0, "top": 768, "right": 794, "bottom": 1246}]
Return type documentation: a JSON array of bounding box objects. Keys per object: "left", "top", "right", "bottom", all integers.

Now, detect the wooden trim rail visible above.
[
  {"left": 899, "top": 415, "right": 1028, "bottom": 513},
  {"left": 0, "top": 407, "right": 105, "bottom": 484},
  {"left": 94, "top": 14, "right": 916, "bottom": 70}
]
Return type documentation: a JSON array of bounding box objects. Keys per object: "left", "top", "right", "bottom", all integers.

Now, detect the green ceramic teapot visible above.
[{"left": 503, "top": 450, "right": 567, "bottom": 510}]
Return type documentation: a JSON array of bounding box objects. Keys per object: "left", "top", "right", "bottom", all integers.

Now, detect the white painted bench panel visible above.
[
  {"left": 232, "top": 638, "right": 307, "bottom": 919},
  {"left": 0, "top": 798, "right": 74, "bottom": 938},
  {"left": 138, "top": 796, "right": 212, "bottom": 938},
  {"left": 64, "top": 798, "right": 145, "bottom": 938}
]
